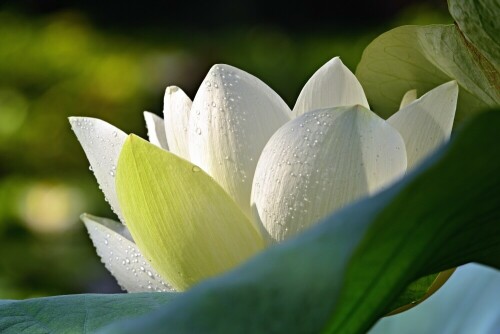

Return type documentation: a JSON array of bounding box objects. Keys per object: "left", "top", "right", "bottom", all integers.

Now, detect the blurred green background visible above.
[{"left": 0, "top": 0, "right": 450, "bottom": 298}]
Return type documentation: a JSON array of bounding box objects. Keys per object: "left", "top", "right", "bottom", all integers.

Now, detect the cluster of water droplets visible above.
[
  {"left": 85, "top": 219, "right": 173, "bottom": 293},
  {"left": 70, "top": 117, "right": 125, "bottom": 223},
  {"left": 191, "top": 66, "right": 253, "bottom": 186},
  {"left": 254, "top": 110, "right": 353, "bottom": 240}
]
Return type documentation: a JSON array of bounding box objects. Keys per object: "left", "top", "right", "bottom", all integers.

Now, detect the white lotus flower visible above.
[{"left": 70, "top": 57, "right": 458, "bottom": 292}]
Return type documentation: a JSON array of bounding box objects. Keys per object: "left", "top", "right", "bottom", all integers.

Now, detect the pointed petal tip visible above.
[
  {"left": 293, "top": 56, "right": 369, "bottom": 116},
  {"left": 126, "top": 133, "right": 141, "bottom": 144},
  {"left": 68, "top": 116, "right": 85, "bottom": 127},
  {"left": 165, "top": 85, "right": 181, "bottom": 95},
  {"left": 328, "top": 56, "right": 342, "bottom": 64},
  {"left": 447, "top": 80, "right": 459, "bottom": 92}
]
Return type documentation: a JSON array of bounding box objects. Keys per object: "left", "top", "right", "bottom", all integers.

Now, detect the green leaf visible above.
[
  {"left": 115, "top": 135, "right": 264, "bottom": 291},
  {"left": 101, "top": 110, "right": 500, "bottom": 334},
  {"left": 370, "top": 264, "right": 500, "bottom": 334},
  {"left": 0, "top": 293, "right": 177, "bottom": 334},
  {"left": 449, "top": 0, "right": 500, "bottom": 69},
  {"left": 386, "top": 269, "right": 455, "bottom": 316},
  {"left": 356, "top": 25, "right": 499, "bottom": 123}
]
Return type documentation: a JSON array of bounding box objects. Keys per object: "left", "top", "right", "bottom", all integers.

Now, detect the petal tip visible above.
[{"left": 165, "top": 86, "right": 180, "bottom": 95}]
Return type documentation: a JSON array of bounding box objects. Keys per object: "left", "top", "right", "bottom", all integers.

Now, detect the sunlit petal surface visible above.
[
  {"left": 252, "top": 105, "right": 407, "bottom": 242},
  {"left": 189, "top": 64, "right": 291, "bottom": 216}
]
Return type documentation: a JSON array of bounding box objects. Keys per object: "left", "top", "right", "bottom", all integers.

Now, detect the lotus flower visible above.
[{"left": 70, "top": 57, "right": 458, "bottom": 292}]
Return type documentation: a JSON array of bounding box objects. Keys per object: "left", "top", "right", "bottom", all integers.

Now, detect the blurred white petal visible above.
[
  {"left": 292, "top": 57, "right": 369, "bottom": 117},
  {"left": 144, "top": 111, "right": 169, "bottom": 150},
  {"left": 81, "top": 214, "right": 173, "bottom": 293},
  {"left": 388, "top": 81, "right": 458, "bottom": 169},
  {"left": 370, "top": 264, "right": 500, "bottom": 334},
  {"left": 69, "top": 117, "right": 126, "bottom": 222},
  {"left": 189, "top": 64, "right": 291, "bottom": 216},
  {"left": 163, "top": 86, "right": 192, "bottom": 160},
  {"left": 399, "top": 89, "right": 418, "bottom": 109},
  {"left": 251, "top": 105, "right": 407, "bottom": 242}
]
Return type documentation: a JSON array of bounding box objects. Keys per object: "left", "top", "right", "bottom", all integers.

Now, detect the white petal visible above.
[
  {"left": 388, "top": 81, "right": 458, "bottom": 169},
  {"left": 399, "top": 89, "right": 418, "bottom": 109},
  {"left": 163, "top": 86, "right": 192, "bottom": 160},
  {"left": 144, "top": 111, "right": 169, "bottom": 150},
  {"left": 189, "top": 64, "right": 291, "bottom": 216},
  {"left": 251, "top": 105, "right": 407, "bottom": 242},
  {"left": 81, "top": 214, "right": 173, "bottom": 293},
  {"left": 69, "top": 117, "right": 126, "bottom": 222},
  {"left": 292, "top": 57, "right": 369, "bottom": 117}
]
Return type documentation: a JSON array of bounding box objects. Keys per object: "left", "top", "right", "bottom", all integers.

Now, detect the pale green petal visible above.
[
  {"left": 292, "top": 57, "right": 369, "bottom": 117},
  {"left": 399, "top": 89, "right": 417, "bottom": 109},
  {"left": 251, "top": 105, "right": 407, "bottom": 242},
  {"left": 69, "top": 117, "right": 126, "bottom": 222},
  {"left": 144, "top": 111, "right": 169, "bottom": 150},
  {"left": 116, "top": 135, "right": 265, "bottom": 291},
  {"left": 189, "top": 64, "right": 291, "bottom": 217},
  {"left": 81, "top": 213, "right": 173, "bottom": 293},
  {"left": 163, "top": 86, "right": 192, "bottom": 160},
  {"left": 388, "top": 81, "right": 458, "bottom": 169}
]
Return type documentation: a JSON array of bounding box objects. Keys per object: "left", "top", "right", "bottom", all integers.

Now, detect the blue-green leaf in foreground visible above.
[
  {"left": 115, "top": 135, "right": 264, "bottom": 292},
  {"left": 370, "top": 264, "right": 500, "bottom": 334},
  {"left": 356, "top": 25, "right": 499, "bottom": 123},
  {"left": 102, "top": 110, "right": 500, "bottom": 334},
  {"left": 0, "top": 293, "right": 177, "bottom": 334}
]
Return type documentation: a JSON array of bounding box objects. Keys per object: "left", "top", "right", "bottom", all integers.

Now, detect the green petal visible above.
[{"left": 116, "top": 135, "right": 264, "bottom": 291}]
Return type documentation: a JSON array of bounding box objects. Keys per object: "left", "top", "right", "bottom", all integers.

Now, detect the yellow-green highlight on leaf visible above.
[
  {"left": 386, "top": 268, "right": 455, "bottom": 316},
  {"left": 116, "top": 135, "right": 265, "bottom": 291}
]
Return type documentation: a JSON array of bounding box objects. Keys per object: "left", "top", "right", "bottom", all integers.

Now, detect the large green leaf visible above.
[
  {"left": 370, "top": 264, "right": 500, "bottom": 334},
  {"left": 449, "top": 0, "right": 500, "bottom": 70},
  {"left": 356, "top": 24, "right": 499, "bottom": 123},
  {"left": 101, "top": 110, "right": 500, "bottom": 333},
  {"left": 0, "top": 293, "right": 177, "bottom": 333}
]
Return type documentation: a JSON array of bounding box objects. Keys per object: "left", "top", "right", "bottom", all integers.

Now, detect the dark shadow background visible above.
[{"left": 0, "top": 0, "right": 450, "bottom": 298}]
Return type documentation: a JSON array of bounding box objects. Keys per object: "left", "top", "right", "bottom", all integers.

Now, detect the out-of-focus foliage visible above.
[{"left": 0, "top": 4, "right": 451, "bottom": 298}]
